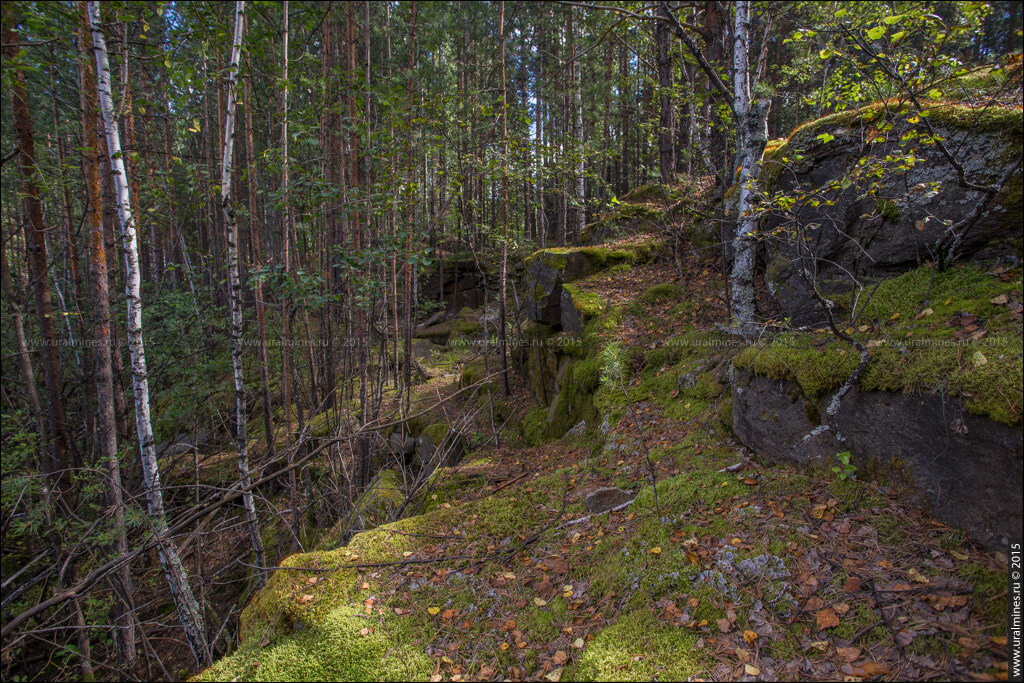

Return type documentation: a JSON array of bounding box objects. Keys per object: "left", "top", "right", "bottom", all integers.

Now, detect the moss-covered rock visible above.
[
  {"left": 415, "top": 423, "right": 467, "bottom": 473},
  {"left": 354, "top": 469, "right": 406, "bottom": 528},
  {"left": 521, "top": 242, "right": 660, "bottom": 329},
  {"left": 734, "top": 263, "right": 1023, "bottom": 424},
  {"left": 759, "top": 101, "right": 1023, "bottom": 325}
]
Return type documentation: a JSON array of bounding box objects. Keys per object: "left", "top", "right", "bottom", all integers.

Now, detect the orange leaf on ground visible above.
[{"left": 815, "top": 608, "right": 839, "bottom": 630}]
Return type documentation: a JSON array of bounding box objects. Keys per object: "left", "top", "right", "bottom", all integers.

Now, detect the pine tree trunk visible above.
[
  {"left": 2, "top": 6, "right": 73, "bottom": 490},
  {"left": 87, "top": 2, "right": 212, "bottom": 667},
  {"left": 77, "top": 4, "right": 137, "bottom": 667},
  {"left": 0, "top": 240, "right": 47, "bottom": 485},
  {"left": 655, "top": 3, "right": 675, "bottom": 184},
  {"left": 572, "top": 9, "right": 586, "bottom": 246},
  {"left": 243, "top": 75, "right": 275, "bottom": 468},
  {"left": 280, "top": 0, "right": 298, "bottom": 536},
  {"left": 498, "top": 1, "right": 510, "bottom": 396}
]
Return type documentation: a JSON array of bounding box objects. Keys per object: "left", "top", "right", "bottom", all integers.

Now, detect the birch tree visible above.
[
  {"left": 77, "top": 3, "right": 136, "bottom": 666},
  {"left": 728, "top": 0, "right": 771, "bottom": 337},
  {"left": 87, "top": 0, "right": 211, "bottom": 667},
  {"left": 661, "top": 1, "right": 770, "bottom": 337},
  {"left": 220, "top": 0, "right": 267, "bottom": 588}
]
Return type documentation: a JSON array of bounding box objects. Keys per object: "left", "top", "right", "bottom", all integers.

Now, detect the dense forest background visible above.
[{"left": 2, "top": 1, "right": 1021, "bottom": 680}]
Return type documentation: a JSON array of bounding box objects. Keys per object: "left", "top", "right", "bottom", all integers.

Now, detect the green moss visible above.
[
  {"left": 423, "top": 423, "right": 451, "bottom": 444},
  {"left": 523, "top": 405, "right": 550, "bottom": 446},
  {"left": 620, "top": 184, "right": 673, "bottom": 203},
  {"left": 562, "top": 283, "right": 607, "bottom": 319},
  {"left": 570, "top": 611, "right": 711, "bottom": 681},
  {"left": 761, "top": 100, "right": 1022, "bottom": 191},
  {"left": 194, "top": 604, "right": 433, "bottom": 682},
  {"left": 637, "top": 283, "right": 683, "bottom": 305},
  {"left": 460, "top": 358, "right": 497, "bottom": 391},
  {"left": 734, "top": 264, "right": 1023, "bottom": 424},
  {"left": 878, "top": 198, "right": 901, "bottom": 223},
  {"left": 523, "top": 241, "right": 661, "bottom": 275},
  {"left": 958, "top": 562, "right": 1008, "bottom": 625},
  {"left": 413, "top": 322, "right": 452, "bottom": 344},
  {"left": 354, "top": 469, "right": 406, "bottom": 526},
  {"left": 545, "top": 358, "right": 601, "bottom": 439}
]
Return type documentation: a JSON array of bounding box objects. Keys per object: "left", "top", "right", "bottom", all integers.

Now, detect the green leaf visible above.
[
  {"left": 819, "top": 49, "right": 831, "bottom": 60},
  {"left": 816, "top": 132, "right": 835, "bottom": 143},
  {"left": 866, "top": 26, "right": 885, "bottom": 40},
  {"left": 928, "top": 88, "right": 942, "bottom": 100}
]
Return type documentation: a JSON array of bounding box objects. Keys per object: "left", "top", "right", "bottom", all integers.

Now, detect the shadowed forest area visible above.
[{"left": 1, "top": 1, "right": 1022, "bottom": 681}]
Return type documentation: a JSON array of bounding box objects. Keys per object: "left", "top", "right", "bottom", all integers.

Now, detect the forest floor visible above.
[{"left": 187, "top": 231, "right": 1012, "bottom": 682}]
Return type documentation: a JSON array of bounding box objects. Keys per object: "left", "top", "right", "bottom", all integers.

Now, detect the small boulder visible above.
[
  {"left": 585, "top": 486, "right": 634, "bottom": 513},
  {"left": 415, "top": 423, "right": 467, "bottom": 473},
  {"left": 389, "top": 432, "right": 416, "bottom": 456},
  {"left": 411, "top": 338, "right": 438, "bottom": 362},
  {"left": 523, "top": 251, "right": 593, "bottom": 326}
]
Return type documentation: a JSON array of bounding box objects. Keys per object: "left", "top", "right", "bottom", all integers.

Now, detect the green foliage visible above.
[
  {"left": 831, "top": 451, "right": 856, "bottom": 481},
  {"left": 598, "top": 343, "right": 624, "bottom": 389}
]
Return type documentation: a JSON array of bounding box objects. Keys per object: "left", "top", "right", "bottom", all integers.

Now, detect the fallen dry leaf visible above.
[
  {"left": 816, "top": 608, "right": 840, "bottom": 630},
  {"left": 851, "top": 662, "right": 890, "bottom": 677},
  {"left": 717, "top": 618, "right": 732, "bottom": 633},
  {"left": 836, "top": 646, "right": 861, "bottom": 662},
  {"left": 908, "top": 568, "right": 930, "bottom": 584}
]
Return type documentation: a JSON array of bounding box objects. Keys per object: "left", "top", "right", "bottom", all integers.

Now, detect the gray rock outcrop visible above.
[
  {"left": 732, "top": 368, "right": 1023, "bottom": 546},
  {"left": 585, "top": 487, "right": 634, "bottom": 513},
  {"left": 760, "top": 107, "right": 1022, "bottom": 326}
]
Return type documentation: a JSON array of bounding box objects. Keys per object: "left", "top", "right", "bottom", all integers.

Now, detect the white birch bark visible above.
[
  {"left": 729, "top": 0, "right": 770, "bottom": 337},
  {"left": 87, "top": 1, "right": 211, "bottom": 667},
  {"left": 220, "top": 0, "right": 267, "bottom": 588}
]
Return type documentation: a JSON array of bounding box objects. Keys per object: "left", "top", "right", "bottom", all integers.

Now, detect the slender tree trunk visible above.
[
  {"left": 88, "top": 2, "right": 212, "bottom": 666},
  {"left": 497, "top": 1, "right": 510, "bottom": 396},
  {"left": 729, "top": 1, "right": 769, "bottom": 337},
  {"left": 221, "top": 0, "right": 267, "bottom": 588},
  {"left": 3, "top": 7, "right": 73, "bottom": 490},
  {"left": 572, "top": 9, "right": 586, "bottom": 246},
  {"left": 655, "top": 3, "right": 676, "bottom": 184},
  {"left": 280, "top": 0, "right": 298, "bottom": 536},
  {"left": 77, "top": 5, "right": 137, "bottom": 668},
  {"left": 0, "top": 239, "right": 47, "bottom": 483},
  {"left": 243, "top": 76, "right": 274, "bottom": 467}
]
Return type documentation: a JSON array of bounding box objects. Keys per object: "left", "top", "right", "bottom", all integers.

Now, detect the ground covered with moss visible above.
[{"left": 195, "top": 222, "right": 1013, "bottom": 681}]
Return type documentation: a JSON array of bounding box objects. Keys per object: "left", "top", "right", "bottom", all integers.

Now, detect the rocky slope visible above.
[{"left": 193, "top": 183, "right": 1018, "bottom": 681}]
